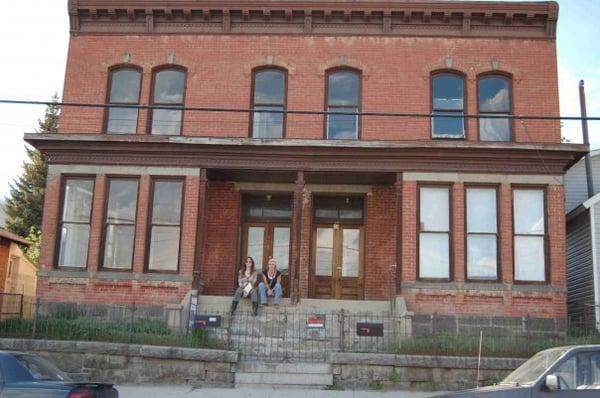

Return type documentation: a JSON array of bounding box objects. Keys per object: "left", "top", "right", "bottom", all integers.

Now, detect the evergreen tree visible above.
[{"left": 4, "top": 94, "right": 59, "bottom": 261}]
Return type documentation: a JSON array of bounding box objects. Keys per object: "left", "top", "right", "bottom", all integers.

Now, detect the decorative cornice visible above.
[
  {"left": 25, "top": 133, "right": 586, "bottom": 177},
  {"left": 67, "top": 0, "right": 559, "bottom": 39}
]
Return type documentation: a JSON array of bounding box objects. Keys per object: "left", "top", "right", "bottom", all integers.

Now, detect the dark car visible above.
[
  {"left": 433, "top": 345, "right": 600, "bottom": 397},
  {"left": 0, "top": 351, "right": 118, "bottom": 397}
]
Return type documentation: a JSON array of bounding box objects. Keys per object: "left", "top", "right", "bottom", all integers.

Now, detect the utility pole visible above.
[{"left": 580, "top": 80, "right": 594, "bottom": 198}]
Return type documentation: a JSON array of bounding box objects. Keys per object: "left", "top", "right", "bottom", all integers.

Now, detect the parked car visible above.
[
  {"left": 0, "top": 351, "right": 118, "bottom": 397},
  {"left": 432, "top": 345, "right": 600, "bottom": 397}
]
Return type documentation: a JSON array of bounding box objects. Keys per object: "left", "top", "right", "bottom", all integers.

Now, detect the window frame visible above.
[
  {"left": 416, "top": 183, "right": 453, "bottom": 282},
  {"left": 430, "top": 70, "right": 467, "bottom": 140},
  {"left": 249, "top": 66, "right": 288, "bottom": 139},
  {"left": 512, "top": 185, "right": 549, "bottom": 284},
  {"left": 464, "top": 184, "right": 501, "bottom": 282},
  {"left": 147, "top": 65, "right": 187, "bottom": 136},
  {"left": 323, "top": 67, "right": 362, "bottom": 140},
  {"left": 144, "top": 176, "right": 186, "bottom": 274},
  {"left": 99, "top": 176, "right": 140, "bottom": 272},
  {"left": 477, "top": 72, "right": 514, "bottom": 142},
  {"left": 103, "top": 64, "right": 143, "bottom": 135},
  {"left": 54, "top": 175, "right": 96, "bottom": 270}
]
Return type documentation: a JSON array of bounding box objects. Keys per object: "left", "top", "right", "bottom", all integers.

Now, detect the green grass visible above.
[
  {"left": 0, "top": 316, "right": 223, "bottom": 349},
  {"left": 388, "top": 333, "right": 600, "bottom": 358}
]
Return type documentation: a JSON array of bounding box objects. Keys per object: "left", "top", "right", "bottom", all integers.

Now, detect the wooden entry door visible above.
[
  {"left": 243, "top": 223, "right": 291, "bottom": 295},
  {"left": 313, "top": 223, "right": 363, "bottom": 300}
]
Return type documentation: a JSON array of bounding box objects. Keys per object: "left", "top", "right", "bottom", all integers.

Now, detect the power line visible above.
[{"left": 1, "top": 99, "right": 599, "bottom": 122}]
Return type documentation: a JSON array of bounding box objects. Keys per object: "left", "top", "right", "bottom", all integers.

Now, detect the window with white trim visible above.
[
  {"left": 513, "top": 189, "right": 546, "bottom": 282},
  {"left": 419, "top": 186, "right": 450, "bottom": 279}
]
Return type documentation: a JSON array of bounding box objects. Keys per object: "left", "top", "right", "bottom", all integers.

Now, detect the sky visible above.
[{"left": 0, "top": 0, "right": 599, "bottom": 200}]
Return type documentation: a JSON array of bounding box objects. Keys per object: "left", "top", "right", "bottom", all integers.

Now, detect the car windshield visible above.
[
  {"left": 501, "top": 348, "right": 568, "bottom": 386},
  {"left": 14, "top": 354, "right": 71, "bottom": 382}
]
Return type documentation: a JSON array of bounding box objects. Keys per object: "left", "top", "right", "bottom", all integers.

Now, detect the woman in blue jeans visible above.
[{"left": 258, "top": 258, "right": 282, "bottom": 306}]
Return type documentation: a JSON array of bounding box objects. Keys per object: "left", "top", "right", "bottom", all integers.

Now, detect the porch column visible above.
[
  {"left": 394, "top": 172, "right": 402, "bottom": 294},
  {"left": 291, "top": 171, "right": 305, "bottom": 303},
  {"left": 193, "top": 168, "right": 208, "bottom": 291}
]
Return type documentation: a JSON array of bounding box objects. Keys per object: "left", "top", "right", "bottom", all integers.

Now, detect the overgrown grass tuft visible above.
[
  {"left": 388, "top": 333, "right": 600, "bottom": 358},
  {"left": 0, "top": 316, "right": 223, "bottom": 349}
]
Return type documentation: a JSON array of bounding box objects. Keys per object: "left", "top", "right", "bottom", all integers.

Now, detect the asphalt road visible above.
[{"left": 115, "top": 386, "right": 441, "bottom": 398}]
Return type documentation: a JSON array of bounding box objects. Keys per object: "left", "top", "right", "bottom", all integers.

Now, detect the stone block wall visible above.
[
  {"left": 0, "top": 339, "right": 238, "bottom": 387},
  {"left": 330, "top": 352, "right": 525, "bottom": 391}
]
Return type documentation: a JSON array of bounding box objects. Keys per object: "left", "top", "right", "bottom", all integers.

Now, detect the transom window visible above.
[
  {"left": 479, "top": 75, "right": 512, "bottom": 141},
  {"left": 326, "top": 69, "right": 360, "bottom": 140},
  {"left": 150, "top": 68, "right": 186, "bottom": 135},
  {"left": 466, "top": 187, "right": 498, "bottom": 280},
  {"left": 105, "top": 67, "right": 141, "bottom": 134},
  {"left": 251, "top": 68, "right": 286, "bottom": 138},
  {"left": 513, "top": 189, "right": 546, "bottom": 282},
  {"left": 419, "top": 186, "right": 451, "bottom": 279},
  {"left": 147, "top": 179, "right": 184, "bottom": 272},
  {"left": 102, "top": 179, "right": 139, "bottom": 269},
  {"left": 432, "top": 73, "right": 465, "bottom": 138},
  {"left": 57, "top": 178, "right": 94, "bottom": 268}
]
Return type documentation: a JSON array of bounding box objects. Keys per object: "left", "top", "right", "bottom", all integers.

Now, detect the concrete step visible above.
[
  {"left": 237, "top": 362, "right": 331, "bottom": 374},
  {"left": 235, "top": 372, "right": 333, "bottom": 386},
  {"left": 234, "top": 383, "right": 326, "bottom": 390}
]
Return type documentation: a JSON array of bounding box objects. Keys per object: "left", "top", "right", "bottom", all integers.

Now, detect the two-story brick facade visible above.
[{"left": 28, "top": 0, "right": 587, "bottom": 332}]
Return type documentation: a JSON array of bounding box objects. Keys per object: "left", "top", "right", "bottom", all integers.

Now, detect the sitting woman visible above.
[
  {"left": 230, "top": 256, "right": 259, "bottom": 316},
  {"left": 258, "top": 258, "right": 283, "bottom": 306}
]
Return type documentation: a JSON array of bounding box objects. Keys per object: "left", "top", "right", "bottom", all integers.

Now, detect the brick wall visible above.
[
  {"left": 401, "top": 180, "right": 567, "bottom": 319},
  {"left": 59, "top": 35, "right": 560, "bottom": 143},
  {"left": 200, "top": 182, "right": 240, "bottom": 296}
]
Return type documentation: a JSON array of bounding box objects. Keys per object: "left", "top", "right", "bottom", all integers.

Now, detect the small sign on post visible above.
[
  {"left": 306, "top": 315, "right": 326, "bottom": 329},
  {"left": 194, "top": 315, "right": 222, "bottom": 328},
  {"left": 356, "top": 322, "right": 384, "bottom": 337}
]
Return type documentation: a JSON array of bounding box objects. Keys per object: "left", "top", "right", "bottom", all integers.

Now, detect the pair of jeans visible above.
[{"left": 258, "top": 282, "right": 282, "bottom": 305}]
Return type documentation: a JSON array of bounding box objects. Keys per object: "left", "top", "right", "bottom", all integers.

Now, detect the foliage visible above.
[
  {"left": 4, "top": 94, "right": 59, "bottom": 262},
  {"left": 0, "top": 314, "right": 222, "bottom": 349},
  {"left": 389, "top": 333, "right": 600, "bottom": 359}
]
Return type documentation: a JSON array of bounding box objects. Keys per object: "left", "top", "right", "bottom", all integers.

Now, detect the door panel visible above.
[
  {"left": 272, "top": 227, "right": 290, "bottom": 276},
  {"left": 312, "top": 224, "right": 363, "bottom": 300},
  {"left": 243, "top": 223, "right": 291, "bottom": 297},
  {"left": 246, "top": 226, "right": 265, "bottom": 270}
]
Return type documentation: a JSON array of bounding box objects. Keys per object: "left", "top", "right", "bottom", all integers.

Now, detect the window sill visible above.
[
  {"left": 39, "top": 269, "right": 192, "bottom": 283},
  {"left": 401, "top": 281, "right": 563, "bottom": 293}
]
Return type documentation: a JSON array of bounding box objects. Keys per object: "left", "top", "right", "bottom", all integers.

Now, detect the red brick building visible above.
[{"left": 28, "top": 0, "right": 587, "bottom": 333}]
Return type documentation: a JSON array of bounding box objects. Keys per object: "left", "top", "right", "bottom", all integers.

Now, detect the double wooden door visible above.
[
  {"left": 243, "top": 223, "right": 291, "bottom": 295},
  {"left": 312, "top": 223, "right": 364, "bottom": 300}
]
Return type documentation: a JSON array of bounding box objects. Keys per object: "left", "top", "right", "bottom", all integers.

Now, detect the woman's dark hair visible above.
[{"left": 242, "top": 256, "right": 255, "bottom": 273}]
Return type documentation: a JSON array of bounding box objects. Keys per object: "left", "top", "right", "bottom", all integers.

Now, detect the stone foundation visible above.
[
  {"left": 330, "top": 352, "right": 525, "bottom": 391},
  {"left": 0, "top": 338, "right": 237, "bottom": 387}
]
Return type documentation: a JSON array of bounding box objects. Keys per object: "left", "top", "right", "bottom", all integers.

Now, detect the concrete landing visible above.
[{"left": 235, "top": 362, "right": 333, "bottom": 389}]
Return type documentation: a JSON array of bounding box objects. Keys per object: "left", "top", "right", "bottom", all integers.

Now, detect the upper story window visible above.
[
  {"left": 150, "top": 67, "right": 186, "bottom": 135},
  {"left": 57, "top": 178, "right": 94, "bottom": 268},
  {"left": 105, "top": 67, "right": 141, "bottom": 134},
  {"left": 432, "top": 73, "right": 465, "bottom": 138},
  {"left": 326, "top": 69, "right": 360, "bottom": 140},
  {"left": 479, "top": 75, "right": 512, "bottom": 141},
  {"left": 251, "top": 68, "right": 286, "bottom": 138}
]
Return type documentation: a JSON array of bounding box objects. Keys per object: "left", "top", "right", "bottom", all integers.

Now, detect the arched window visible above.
[
  {"left": 105, "top": 67, "right": 142, "bottom": 134},
  {"left": 149, "top": 67, "right": 186, "bottom": 135},
  {"left": 431, "top": 72, "right": 465, "bottom": 138},
  {"left": 478, "top": 75, "right": 512, "bottom": 141},
  {"left": 326, "top": 69, "right": 361, "bottom": 140},
  {"left": 251, "top": 68, "right": 287, "bottom": 138}
]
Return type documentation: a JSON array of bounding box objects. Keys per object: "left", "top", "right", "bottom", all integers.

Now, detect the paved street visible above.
[{"left": 115, "top": 386, "right": 441, "bottom": 398}]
